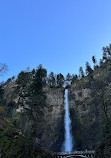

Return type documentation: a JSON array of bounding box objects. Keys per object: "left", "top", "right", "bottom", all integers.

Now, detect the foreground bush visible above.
[{"left": 0, "top": 113, "right": 55, "bottom": 158}]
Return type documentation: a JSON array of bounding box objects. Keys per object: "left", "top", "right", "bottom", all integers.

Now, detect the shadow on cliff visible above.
[{"left": 50, "top": 112, "right": 65, "bottom": 152}]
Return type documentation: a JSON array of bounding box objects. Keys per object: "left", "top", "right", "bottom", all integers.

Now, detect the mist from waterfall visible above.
[{"left": 63, "top": 89, "right": 73, "bottom": 152}]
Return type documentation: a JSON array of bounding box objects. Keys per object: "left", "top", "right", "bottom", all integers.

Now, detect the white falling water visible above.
[{"left": 64, "top": 89, "right": 73, "bottom": 152}]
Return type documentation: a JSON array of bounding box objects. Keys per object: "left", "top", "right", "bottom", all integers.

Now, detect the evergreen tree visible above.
[
  {"left": 92, "top": 56, "right": 96, "bottom": 64},
  {"left": 16, "top": 65, "right": 47, "bottom": 122},
  {"left": 0, "top": 84, "right": 5, "bottom": 105},
  {"left": 66, "top": 73, "right": 72, "bottom": 81},
  {"left": 65, "top": 73, "right": 72, "bottom": 86},
  {"left": 48, "top": 72, "right": 56, "bottom": 88},
  {"left": 16, "top": 70, "right": 31, "bottom": 88},
  {"left": 31, "top": 69, "right": 35, "bottom": 75},
  {"left": 109, "top": 44, "right": 111, "bottom": 55},
  {"left": 103, "top": 44, "right": 111, "bottom": 56},
  {"left": 11, "top": 76, "right": 15, "bottom": 81},
  {"left": 102, "top": 47, "right": 107, "bottom": 62},
  {"left": 57, "top": 73, "right": 64, "bottom": 87},
  {"left": 71, "top": 74, "right": 78, "bottom": 83},
  {"left": 79, "top": 67, "right": 84, "bottom": 78},
  {"left": 85, "top": 62, "right": 93, "bottom": 75},
  {"left": 106, "top": 46, "right": 110, "bottom": 56},
  {"left": 16, "top": 69, "right": 32, "bottom": 113},
  {"left": 26, "top": 65, "right": 47, "bottom": 126},
  {"left": 92, "top": 55, "right": 97, "bottom": 68},
  {"left": 6, "top": 78, "right": 12, "bottom": 84},
  {"left": 103, "top": 52, "right": 107, "bottom": 61},
  {"left": 32, "top": 64, "right": 47, "bottom": 94},
  {"left": 99, "top": 59, "right": 104, "bottom": 67}
]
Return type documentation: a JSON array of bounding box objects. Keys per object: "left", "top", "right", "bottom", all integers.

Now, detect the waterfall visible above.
[{"left": 63, "top": 88, "right": 73, "bottom": 152}]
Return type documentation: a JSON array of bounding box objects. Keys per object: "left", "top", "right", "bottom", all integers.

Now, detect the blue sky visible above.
[{"left": 0, "top": 0, "right": 111, "bottom": 81}]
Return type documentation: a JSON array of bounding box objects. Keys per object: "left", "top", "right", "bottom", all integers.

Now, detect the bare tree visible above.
[{"left": 0, "top": 63, "right": 8, "bottom": 76}]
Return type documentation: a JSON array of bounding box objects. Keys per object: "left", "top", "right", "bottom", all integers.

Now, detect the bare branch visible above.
[{"left": 0, "top": 63, "right": 8, "bottom": 76}]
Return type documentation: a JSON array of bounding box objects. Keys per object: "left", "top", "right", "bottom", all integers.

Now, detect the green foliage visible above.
[
  {"left": 12, "top": 113, "right": 21, "bottom": 127},
  {"left": 0, "top": 106, "right": 5, "bottom": 117},
  {"left": 32, "top": 64, "right": 47, "bottom": 93},
  {"left": 16, "top": 70, "right": 31, "bottom": 88},
  {"left": 36, "top": 156, "right": 42, "bottom": 158},
  {"left": 95, "top": 132, "right": 111, "bottom": 158},
  {"left": 14, "top": 65, "right": 48, "bottom": 139},
  {"left": 56, "top": 73, "right": 64, "bottom": 87},
  {"left": 79, "top": 67, "right": 84, "bottom": 78},
  {"left": 85, "top": 61, "right": 93, "bottom": 75},
  {"left": 99, "top": 59, "right": 103, "bottom": 67},
  {"left": 66, "top": 73, "right": 72, "bottom": 81},
  {"left": 103, "top": 44, "right": 111, "bottom": 60},
  {"left": 92, "top": 55, "right": 96, "bottom": 65},
  {"left": 103, "top": 52, "right": 107, "bottom": 61},
  {"left": 28, "top": 64, "right": 47, "bottom": 107},
  {"left": 0, "top": 124, "right": 29, "bottom": 158},
  {"left": 6, "top": 78, "right": 12, "bottom": 84},
  {"left": 0, "top": 84, "right": 5, "bottom": 105},
  {"left": 71, "top": 74, "right": 78, "bottom": 83},
  {"left": 102, "top": 44, "right": 111, "bottom": 63},
  {"left": 16, "top": 64, "right": 47, "bottom": 112},
  {"left": 48, "top": 72, "right": 56, "bottom": 88},
  {"left": 0, "top": 116, "right": 55, "bottom": 158},
  {"left": 0, "top": 85, "right": 4, "bottom": 100}
]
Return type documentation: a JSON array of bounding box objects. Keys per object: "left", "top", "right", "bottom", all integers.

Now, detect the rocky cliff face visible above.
[
  {"left": 4, "top": 84, "right": 64, "bottom": 152},
  {"left": 3, "top": 60, "right": 111, "bottom": 153},
  {"left": 40, "top": 87, "right": 64, "bottom": 151},
  {"left": 69, "top": 60, "right": 111, "bottom": 150}
]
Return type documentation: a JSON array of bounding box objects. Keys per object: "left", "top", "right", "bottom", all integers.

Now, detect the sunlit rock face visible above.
[{"left": 69, "top": 61, "right": 111, "bottom": 150}]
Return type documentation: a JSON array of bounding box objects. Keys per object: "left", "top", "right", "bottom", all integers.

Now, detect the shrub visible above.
[{"left": 0, "top": 106, "right": 5, "bottom": 117}]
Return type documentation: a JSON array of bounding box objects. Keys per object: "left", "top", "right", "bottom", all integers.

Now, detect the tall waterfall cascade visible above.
[{"left": 63, "top": 89, "right": 73, "bottom": 152}]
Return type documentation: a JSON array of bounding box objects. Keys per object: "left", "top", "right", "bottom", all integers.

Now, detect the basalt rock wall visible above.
[
  {"left": 69, "top": 60, "right": 111, "bottom": 150},
  {"left": 4, "top": 84, "right": 65, "bottom": 152}
]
